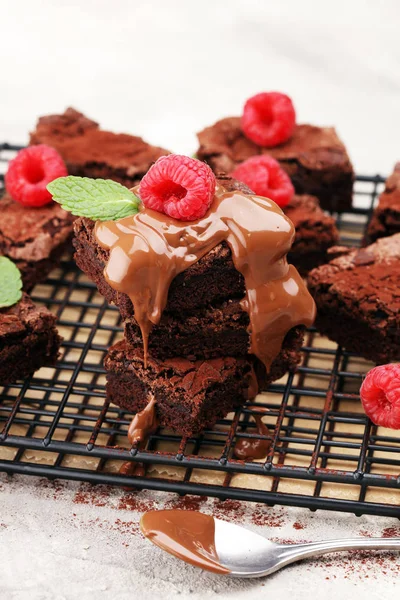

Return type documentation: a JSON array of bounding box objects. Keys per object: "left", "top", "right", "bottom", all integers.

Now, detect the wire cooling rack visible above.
[{"left": 1, "top": 143, "right": 399, "bottom": 518}]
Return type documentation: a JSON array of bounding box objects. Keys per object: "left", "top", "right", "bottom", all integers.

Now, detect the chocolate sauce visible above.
[
  {"left": 233, "top": 413, "right": 272, "bottom": 461},
  {"left": 119, "top": 397, "right": 158, "bottom": 479},
  {"left": 95, "top": 185, "right": 315, "bottom": 368},
  {"left": 140, "top": 510, "right": 230, "bottom": 574},
  {"left": 127, "top": 397, "right": 158, "bottom": 445}
]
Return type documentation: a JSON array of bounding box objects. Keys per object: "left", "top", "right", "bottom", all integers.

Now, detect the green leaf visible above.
[
  {"left": 0, "top": 257, "right": 23, "bottom": 308},
  {"left": 47, "top": 176, "right": 141, "bottom": 221}
]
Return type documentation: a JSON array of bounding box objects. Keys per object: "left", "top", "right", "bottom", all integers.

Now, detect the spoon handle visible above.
[{"left": 278, "top": 537, "right": 400, "bottom": 563}]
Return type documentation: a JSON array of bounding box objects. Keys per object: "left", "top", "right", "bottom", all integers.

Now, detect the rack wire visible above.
[{"left": 1, "top": 143, "right": 399, "bottom": 518}]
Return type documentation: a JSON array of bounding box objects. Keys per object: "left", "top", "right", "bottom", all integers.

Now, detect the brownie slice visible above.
[
  {"left": 366, "top": 163, "right": 400, "bottom": 244},
  {"left": 197, "top": 118, "right": 354, "bottom": 212},
  {"left": 285, "top": 194, "right": 339, "bottom": 275},
  {"left": 0, "top": 194, "right": 74, "bottom": 290},
  {"left": 105, "top": 334, "right": 302, "bottom": 437},
  {"left": 30, "top": 107, "right": 170, "bottom": 187},
  {"left": 308, "top": 235, "right": 400, "bottom": 364},
  {"left": 0, "top": 293, "right": 61, "bottom": 384}
]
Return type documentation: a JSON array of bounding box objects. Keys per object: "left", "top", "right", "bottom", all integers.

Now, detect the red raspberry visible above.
[
  {"left": 241, "top": 92, "right": 296, "bottom": 147},
  {"left": 139, "top": 155, "right": 216, "bottom": 221},
  {"left": 230, "top": 155, "right": 294, "bottom": 208},
  {"left": 5, "top": 145, "right": 68, "bottom": 207},
  {"left": 360, "top": 364, "right": 400, "bottom": 429}
]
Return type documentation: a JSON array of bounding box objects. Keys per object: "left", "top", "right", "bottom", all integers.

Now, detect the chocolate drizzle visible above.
[
  {"left": 95, "top": 185, "right": 315, "bottom": 368},
  {"left": 233, "top": 410, "right": 272, "bottom": 461},
  {"left": 119, "top": 397, "right": 158, "bottom": 479},
  {"left": 140, "top": 510, "right": 230, "bottom": 574}
]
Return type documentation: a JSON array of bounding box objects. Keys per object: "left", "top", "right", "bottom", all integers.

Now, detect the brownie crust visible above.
[
  {"left": 0, "top": 293, "right": 62, "bottom": 384},
  {"left": 197, "top": 118, "right": 354, "bottom": 212},
  {"left": 365, "top": 163, "right": 400, "bottom": 244},
  {"left": 30, "top": 107, "right": 170, "bottom": 188},
  {"left": 0, "top": 194, "right": 74, "bottom": 290},
  {"left": 308, "top": 235, "right": 400, "bottom": 364}
]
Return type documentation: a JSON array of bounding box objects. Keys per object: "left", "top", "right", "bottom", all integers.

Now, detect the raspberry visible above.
[
  {"left": 230, "top": 155, "right": 294, "bottom": 208},
  {"left": 360, "top": 364, "right": 400, "bottom": 429},
  {"left": 139, "top": 155, "right": 216, "bottom": 221},
  {"left": 241, "top": 92, "right": 296, "bottom": 147},
  {"left": 5, "top": 145, "right": 68, "bottom": 207}
]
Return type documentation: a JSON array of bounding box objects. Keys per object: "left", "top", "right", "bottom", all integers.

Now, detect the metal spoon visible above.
[{"left": 141, "top": 510, "right": 400, "bottom": 578}]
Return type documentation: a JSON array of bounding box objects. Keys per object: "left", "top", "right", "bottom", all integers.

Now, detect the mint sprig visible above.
[
  {"left": 47, "top": 176, "right": 141, "bottom": 221},
  {"left": 0, "top": 257, "right": 23, "bottom": 308}
]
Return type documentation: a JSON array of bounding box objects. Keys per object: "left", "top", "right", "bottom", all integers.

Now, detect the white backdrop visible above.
[{"left": 1, "top": 0, "right": 399, "bottom": 175}]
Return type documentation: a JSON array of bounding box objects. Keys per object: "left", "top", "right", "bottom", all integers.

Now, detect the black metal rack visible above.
[{"left": 1, "top": 143, "right": 399, "bottom": 518}]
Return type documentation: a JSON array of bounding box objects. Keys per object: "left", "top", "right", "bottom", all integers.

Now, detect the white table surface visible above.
[{"left": 1, "top": 1, "right": 400, "bottom": 598}]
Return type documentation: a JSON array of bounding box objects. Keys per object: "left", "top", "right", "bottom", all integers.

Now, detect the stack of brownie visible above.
[{"left": 74, "top": 176, "right": 310, "bottom": 437}]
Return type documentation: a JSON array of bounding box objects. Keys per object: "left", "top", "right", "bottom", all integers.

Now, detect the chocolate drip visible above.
[
  {"left": 140, "top": 510, "right": 230, "bottom": 574},
  {"left": 119, "top": 397, "right": 158, "bottom": 479},
  {"left": 95, "top": 185, "right": 315, "bottom": 368},
  {"left": 233, "top": 411, "right": 272, "bottom": 461}
]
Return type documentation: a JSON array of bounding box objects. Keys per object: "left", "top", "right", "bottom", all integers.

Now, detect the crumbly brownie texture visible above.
[
  {"left": 104, "top": 333, "right": 302, "bottom": 437},
  {"left": 285, "top": 194, "right": 339, "bottom": 274},
  {"left": 308, "top": 235, "right": 400, "bottom": 364},
  {"left": 0, "top": 194, "right": 74, "bottom": 290},
  {"left": 197, "top": 118, "right": 354, "bottom": 212},
  {"left": 30, "top": 107, "right": 170, "bottom": 187},
  {"left": 365, "top": 163, "right": 400, "bottom": 244},
  {"left": 0, "top": 293, "right": 61, "bottom": 384}
]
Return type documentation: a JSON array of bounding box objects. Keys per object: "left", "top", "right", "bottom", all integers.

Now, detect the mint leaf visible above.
[
  {"left": 47, "top": 176, "right": 141, "bottom": 221},
  {"left": 0, "top": 257, "right": 23, "bottom": 308}
]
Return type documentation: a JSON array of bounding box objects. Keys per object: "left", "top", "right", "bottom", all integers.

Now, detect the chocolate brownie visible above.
[
  {"left": 104, "top": 334, "right": 301, "bottom": 437},
  {"left": 0, "top": 293, "right": 61, "bottom": 384},
  {"left": 308, "top": 235, "right": 400, "bottom": 364},
  {"left": 0, "top": 193, "right": 74, "bottom": 290},
  {"left": 30, "top": 107, "right": 170, "bottom": 187},
  {"left": 285, "top": 194, "right": 339, "bottom": 274},
  {"left": 197, "top": 118, "right": 354, "bottom": 212},
  {"left": 365, "top": 163, "right": 400, "bottom": 244}
]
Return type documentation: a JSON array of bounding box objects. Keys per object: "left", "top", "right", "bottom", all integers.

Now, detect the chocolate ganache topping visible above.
[{"left": 95, "top": 184, "right": 315, "bottom": 368}]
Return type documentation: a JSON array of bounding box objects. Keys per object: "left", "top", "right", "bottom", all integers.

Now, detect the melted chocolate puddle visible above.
[
  {"left": 119, "top": 398, "right": 158, "bottom": 479},
  {"left": 140, "top": 510, "right": 230, "bottom": 575},
  {"left": 95, "top": 185, "right": 315, "bottom": 368}
]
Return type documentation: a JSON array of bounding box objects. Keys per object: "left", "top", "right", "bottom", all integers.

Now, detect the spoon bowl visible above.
[{"left": 141, "top": 509, "right": 400, "bottom": 578}]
